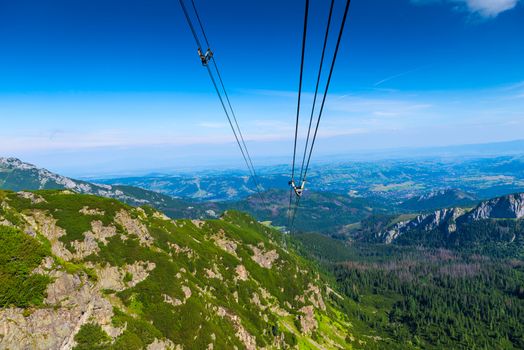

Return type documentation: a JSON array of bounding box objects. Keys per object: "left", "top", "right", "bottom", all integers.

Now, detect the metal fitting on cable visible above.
[
  {"left": 198, "top": 47, "right": 213, "bottom": 66},
  {"left": 288, "top": 179, "right": 305, "bottom": 197}
]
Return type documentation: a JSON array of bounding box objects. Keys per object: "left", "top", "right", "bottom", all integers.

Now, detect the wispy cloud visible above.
[
  {"left": 374, "top": 66, "right": 431, "bottom": 87},
  {"left": 329, "top": 95, "right": 433, "bottom": 118},
  {"left": 2, "top": 82, "right": 523, "bottom": 159}
]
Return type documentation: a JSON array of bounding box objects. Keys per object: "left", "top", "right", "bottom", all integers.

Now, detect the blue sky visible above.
[{"left": 0, "top": 0, "right": 523, "bottom": 175}]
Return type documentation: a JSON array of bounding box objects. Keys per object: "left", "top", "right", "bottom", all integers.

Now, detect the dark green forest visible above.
[{"left": 297, "top": 234, "right": 524, "bottom": 349}]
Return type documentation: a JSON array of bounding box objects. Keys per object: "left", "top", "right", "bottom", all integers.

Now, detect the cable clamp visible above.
[
  {"left": 289, "top": 179, "right": 305, "bottom": 197},
  {"left": 198, "top": 47, "right": 213, "bottom": 66}
]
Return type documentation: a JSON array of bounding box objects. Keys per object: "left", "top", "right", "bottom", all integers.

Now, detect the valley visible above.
[{"left": 92, "top": 155, "right": 524, "bottom": 203}]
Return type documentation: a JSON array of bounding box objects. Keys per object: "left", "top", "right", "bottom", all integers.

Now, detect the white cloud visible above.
[
  {"left": 412, "top": 0, "right": 521, "bottom": 17},
  {"left": 464, "top": 0, "right": 520, "bottom": 17}
]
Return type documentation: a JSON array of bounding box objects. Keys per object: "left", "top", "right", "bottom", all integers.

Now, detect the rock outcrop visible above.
[
  {"left": 378, "top": 208, "right": 465, "bottom": 243},
  {"left": 467, "top": 193, "right": 524, "bottom": 220},
  {"left": 379, "top": 192, "right": 524, "bottom": 244}
]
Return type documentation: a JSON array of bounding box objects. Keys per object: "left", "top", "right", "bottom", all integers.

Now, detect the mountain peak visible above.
[{"left": 0, "top": 157, "right": 38, "bottom": 170}]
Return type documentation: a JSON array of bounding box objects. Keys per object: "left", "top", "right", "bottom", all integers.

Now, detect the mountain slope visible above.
[{"left": 0, "top": 190, "right": 374, "bottom": 349}]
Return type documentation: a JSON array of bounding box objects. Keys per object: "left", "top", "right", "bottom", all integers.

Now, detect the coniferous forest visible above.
[{"left": 297, "top": 234, "right": 524, "bottom": 349}]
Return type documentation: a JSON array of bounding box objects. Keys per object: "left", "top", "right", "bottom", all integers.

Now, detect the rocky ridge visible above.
[
  {"left": 379, "top": 192, "right": 524, "bottom": 243},
  {"left": 0, "top": 157, "right": 209, "bottom": 219}
]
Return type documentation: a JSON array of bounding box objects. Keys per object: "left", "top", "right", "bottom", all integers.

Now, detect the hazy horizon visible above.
[{"left": 3, "top": 138, "right": 524, "bottom": 178}]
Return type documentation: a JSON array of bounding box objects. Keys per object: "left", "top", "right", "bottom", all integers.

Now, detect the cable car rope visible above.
[
  {"left": 301, "top": 0, "right": 351, "bottom": 185},
  {"left": 298, "top": 0, "right": 335, "bottom": 183},
  {"left": 288, "top": 0, "right": 310, "bottom": 230},
  {"left": 178, "top": 0, "right": 268, "bottom": 207},
  {"left": 190, "top": 0, "right": 211, "bottom": 50},
  {"left": 291, "top": 0, "right": 310, "bottom": 183},
  {"left": 289, "top": 0, "right": 352, "bottom": 233}
]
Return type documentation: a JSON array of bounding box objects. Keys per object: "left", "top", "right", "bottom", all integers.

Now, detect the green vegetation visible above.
[
  {"left": 0, "top": 226, "right": 51, "bottom": 307},
  {"left": 73, "top": 323, "right": 111, "bottom": 350},
  {"left": 111, "top": 308, "right": 163, "bottom": 350},
  {"left": 298, "top": 232, "right": 524, "bottom": 350},
  {"left": 11, "top": 187, "right": 522, "bottom": 349},
  {"left": 95, "top": 210, "right": 329, "bottom": 349}
]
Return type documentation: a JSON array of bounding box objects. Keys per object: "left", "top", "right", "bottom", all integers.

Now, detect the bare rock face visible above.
[
  {"left": 204, "top": 263, "right": 222, "bottom": 280},
  {"left": 67, "top": 220, "right": 118, "bottom": 260},
  {"left": 115, "top": 209, "right": 154, "bottom": 246},
  {"left": 298, "top": 305, "right": 317, "bottom": 335},
  {"left": 250, "top": 245, "right": 279, "bottom": 269},
  {"left": 235, "top": 265, "right": 249, "bottom": 281},
  {"left": 191, "top": 220, "right": 205, "bottom": 228},
  {"left": 378, "top": 207, "right": 465, "bottom": 244},
  {"left": 22, "top": 210, "right": 74, "bottom": 261},
  {"left": 216, "top": 307, "right": 257, "bottom": 350},
  {"left": 147, "top": 338, "right": 176, "bottom": 350},
  {"left": 0, "top": 218, "right": 12, "bottom": 227},
  {"left": 152, "top": 210, "right": 171, "bottom": 221},
  {"left": 17, "top": 191, "right": 46, "bottom": 204},
  {"left": 467, "top": 193, "right": 524, "bottom": 220},
  {"left": 378, "top": 192, "right": 524, "bottom": 244},
  {"left": 79, "top": 206, "right": 105, "bottom": 216},
  {"left": 181, "top": 285, "right": 192, "bottom": 299},
  {"left": 305, "top": 283, "right": 326, "bottom": 311},
  {"left": 211, "top": 229, "right": 238, "bottom": 257},
  {"left": 0, "top": 270, "right": 122, "bottom": 350},
  {"left": 163, "top": 294, "right": 183, "bottom": 307},
  {"left": 97, "top": 261, "right": 156, "bottom": 291}
]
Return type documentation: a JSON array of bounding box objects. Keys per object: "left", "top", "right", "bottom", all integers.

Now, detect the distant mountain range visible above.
[
  {"left": 92, "top": 154, "right": 524, "bottom": 204},
  {"left": 0, "top": 157, "right": 208, "bottom": 219},
  {"left": 0, "top": 157, "right": 387, "bottom": 233},
  {"left": 399, "top": 188, "right": 477, "bottom": 211},
  {"left": 4, "top": 156, "right": 524, "bottom": 243}
]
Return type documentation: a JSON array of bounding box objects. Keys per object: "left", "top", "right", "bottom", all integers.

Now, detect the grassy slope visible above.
[{"left": 0, "top": 190, "right": 388, "bottom": 349}]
